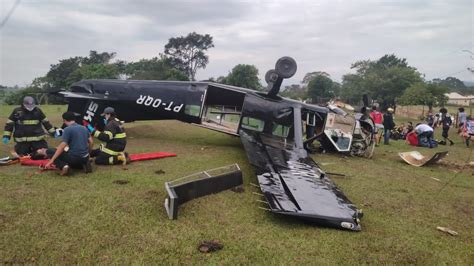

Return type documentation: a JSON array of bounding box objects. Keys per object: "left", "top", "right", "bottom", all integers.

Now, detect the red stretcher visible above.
[{"left": 20, "top": 152, "right": 177, "bottom": 170}]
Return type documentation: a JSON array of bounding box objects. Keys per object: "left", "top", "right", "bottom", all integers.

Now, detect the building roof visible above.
[{"left": 445, "top": 92, "right": 468, "bottom": 99}]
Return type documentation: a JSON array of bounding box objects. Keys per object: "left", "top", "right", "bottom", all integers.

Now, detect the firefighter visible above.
[
  {"left": 87, "top": 107, "right": 129, "bottom": 165},
  {"left": 2, "top": 96, "right": 56, "bottom": 156}
]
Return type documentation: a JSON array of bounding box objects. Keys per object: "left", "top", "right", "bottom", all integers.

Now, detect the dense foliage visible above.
[
  {"left": 217, "top": 64, "right": 262, "bottom": 91},
  {"left": 164, "top": 32, "right": 214, "bottom": 81}
]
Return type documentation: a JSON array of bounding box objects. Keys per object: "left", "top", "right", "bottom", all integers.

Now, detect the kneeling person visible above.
[
  {"left": 45, "top": 112, "right": 92, "bottom": 175},
  {"left": 88, "top": 107, "right": 128, "bottom": 165}
]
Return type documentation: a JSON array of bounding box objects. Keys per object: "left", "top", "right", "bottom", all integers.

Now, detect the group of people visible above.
[
  {"left": 391, "top": 107, "right": 473, "bottom": 148},
  {"left": 2, "top": 96, "right": 129, "bottom": 175}
]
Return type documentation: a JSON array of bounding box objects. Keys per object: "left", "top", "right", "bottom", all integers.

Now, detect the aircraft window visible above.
[
  {"left": 185, "top": 105, "right": 201, "bottom": 117},
  {"left": 241, "top": 117, "right": 264, "bottom": 132},
  {"left": 272, "top": 123, "right": 291, "bottom": 138},
  {"left": 306, "top": 113, "right": 316, "bottom": 126}
]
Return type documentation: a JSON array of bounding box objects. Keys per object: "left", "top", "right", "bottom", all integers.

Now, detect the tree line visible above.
[{"left": 1, "top": 32, "right": 472, "bottom": 111}]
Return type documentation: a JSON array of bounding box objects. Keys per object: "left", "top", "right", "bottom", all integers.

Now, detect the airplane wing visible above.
[{"left": 240, "top": 129, "right": 362, "bottom": 231}]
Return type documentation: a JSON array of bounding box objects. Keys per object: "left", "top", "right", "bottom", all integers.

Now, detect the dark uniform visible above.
[
  {"left": 90, "top": 118, "right": 127, "bottom": 165},
  {"left": 439, "top": 108, "right": 454, "bottom": 145},
  {"left": 3, "top": 106, "right": 55, "bottom": 156}
]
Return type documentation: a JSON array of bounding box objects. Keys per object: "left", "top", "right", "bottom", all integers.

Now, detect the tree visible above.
[
  {"left": 46, "top": 56, "right": 84, "bottom": 89},
  {"left": 219, "top": 64, "right": 262, "bottom": 90},
  {"left": 45, "top": 50, "right": 118, "bottom": 90},
  {"left": 302, "top": 71, "right": 329, "bottom": 84},
  {"left": 398, "top": 82, "right": 448, "bottom": 111},
  {"left": 340, "top": 54, "right": 422, "bottom": 109},
  {"left": 164, "top": 32, "right": 214, "bottom": 80},
  {"left": 81, "top": 51, "right": 116, "bottom": 65},
  {"left": 433, "top": 77, "right": 467, "bottom": 93},
  {"left": 67, "top": 64, "right": 119, "bottom": 84},
  {"left": 125, "top": 57, "right": 188, "bottom": 81},
  {"left": 280, "top": 84, "right": 308, "bottom": 100},
  {"left": 3, "top": 86, "right": 43, "bottom": 105},
  {"left": 307, "top": 74, "right": 334, "bottom": 103}
]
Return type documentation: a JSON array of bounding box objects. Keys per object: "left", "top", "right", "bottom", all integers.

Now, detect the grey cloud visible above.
[{"left": 0, "top": 0, "right": 472, "bottom": 86}]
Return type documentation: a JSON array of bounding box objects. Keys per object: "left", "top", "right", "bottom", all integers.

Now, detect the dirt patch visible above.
[
  {"left": 198, "top": 240, "right": 223, "bottom": 253},
  {"left": 438, "top": 160, "right": 474, "bottom": 171},
  {"left": 112, "top": 180, "right": 129, "bottom": 185},
  {"left": 0, "top": 213, "right": 7, "bottom": 225},
  {"left": 454, "top": 202, "right": 474, "bottom": 216},
  {"left": 155, "top": 169, "right": 166, "bottom": 175},
  {"left": 142, "top": 190, "right": 160, "bottom": 200}
]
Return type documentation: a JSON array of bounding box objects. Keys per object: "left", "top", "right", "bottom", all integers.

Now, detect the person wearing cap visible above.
[
  {"left": 2, "top": 96, "right": 57, "bottom": 156},
  {"left": 86, "top": 107, "right": 129, "bottom": 165},
  {"left": 382, "top": 107, "right": 395, "bottom": 145},
  {"left": 45, "top": 112, "right": 93, "bottom": 175}
]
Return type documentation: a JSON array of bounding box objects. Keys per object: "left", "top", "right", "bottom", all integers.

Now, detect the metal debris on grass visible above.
[
  {"left": 436, "top": 226, "right": 458, "bottom": 236},
  {"left": 399, "top": 151, "right": 448, "bottom": 167},
  {"left": 198, "top": 240, "right": 223, "bottom": 253}
]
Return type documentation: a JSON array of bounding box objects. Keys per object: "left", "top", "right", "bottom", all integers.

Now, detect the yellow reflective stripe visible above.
[
  {"left": 100, "top": 145, "right": 120, "bottom": 156},
  {"left": 3, "top": 131, "right": 12, "bottom": 136},
  {"left": 108, "top": 156, "right": 114, "bottom": 164},
  {"left": 6, "top": 119, "right": 14, "bottom": 124},
  {"left": 48, "top": 128, "right": 55, "bottom": 133},
  {"left": 42, "top": 118, "right": 49, "bottom": 122},
  {"left": 104, "top": 131, "right": 113, "bottom": 139},
  {"left": 14, "top": 135, "right": 45, "bottom": 142},
  {"left": 19, "top": 120, "right": 40, "bottom": 125},
  {"left": 93, "top": 131, "right": 101, "bottom": 138},
  {"left": 114, "top": 133, "right": 126, "bottom": 139}
]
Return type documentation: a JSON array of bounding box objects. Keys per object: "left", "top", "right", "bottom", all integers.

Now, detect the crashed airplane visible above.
[{"left": 60, "top": 57, "right": 370, "bottom": 231}]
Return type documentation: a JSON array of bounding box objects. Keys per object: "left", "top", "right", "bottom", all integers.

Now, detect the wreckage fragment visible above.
[
  {"left": 164, "top": 164, "right": 243, "bottom": 220},
  {"left": 399, "top": 151, "right": 448, "bottom": 167}
]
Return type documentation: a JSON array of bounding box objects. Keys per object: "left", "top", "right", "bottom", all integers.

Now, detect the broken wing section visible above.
[
  {"left": 240, "top": 129, "right": 362, "bottom": 231},
  {"left": 239, "top": 94, "right": 362, "bottom": 231}
]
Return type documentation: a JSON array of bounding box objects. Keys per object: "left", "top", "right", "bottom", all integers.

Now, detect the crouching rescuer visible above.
[
  {"left": 3, "top": 96, "right": 57, "bottom": 156},
  {"left": 87, "top": 107, "right": 129, "bottom": 165}
]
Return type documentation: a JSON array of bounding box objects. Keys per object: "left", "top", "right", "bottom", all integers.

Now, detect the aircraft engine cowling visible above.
[{"left": 266, "top": 56, "right": 297, "bottom": 97}]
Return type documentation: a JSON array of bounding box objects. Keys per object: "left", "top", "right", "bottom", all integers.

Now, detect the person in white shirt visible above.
[{"left": 415, "top": 123, "right": 434, "bottom": 148}]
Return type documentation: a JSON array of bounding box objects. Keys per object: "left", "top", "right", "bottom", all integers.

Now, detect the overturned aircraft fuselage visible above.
[{"left": 61, "top": 57, "right": 365, "bottom": 231}]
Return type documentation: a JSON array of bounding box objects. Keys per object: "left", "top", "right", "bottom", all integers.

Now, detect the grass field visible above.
[{"left": 0, "top": 105, "right": 473, "bottom": 264}]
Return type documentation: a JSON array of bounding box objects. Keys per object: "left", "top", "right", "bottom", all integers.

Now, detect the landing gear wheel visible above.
[{"left": 275, "top": 57, "right": 297, "bottom": 78}]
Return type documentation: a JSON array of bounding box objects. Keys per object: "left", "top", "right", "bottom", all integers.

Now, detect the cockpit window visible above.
[
  {"left": 272, "top": 123, "right": 291, "bottom": 138},
  {"left": 241, "top": 116, "right": 265, "bottom": 132}
]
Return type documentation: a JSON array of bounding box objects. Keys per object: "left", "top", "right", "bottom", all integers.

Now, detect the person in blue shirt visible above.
[{"left": 45, "top": 112, "right": 93, "bottom": 175}]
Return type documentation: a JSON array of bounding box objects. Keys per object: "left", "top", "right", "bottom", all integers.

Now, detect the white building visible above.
[
  {"left": 445, "top": 92, "right": 471, "bottom": 106},
  {"left": 466, "top": 95, "right": 474, "bottom": 105}
]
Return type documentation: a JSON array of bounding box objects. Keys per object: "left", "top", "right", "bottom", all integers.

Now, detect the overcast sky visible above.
[{"left": 0, "top": 0, "right": 472, "bottom": 87}]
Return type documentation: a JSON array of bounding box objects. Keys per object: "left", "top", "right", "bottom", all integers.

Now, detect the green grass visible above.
[{"left": 0, "top": 105, "right": 473, "bottom": 264}]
